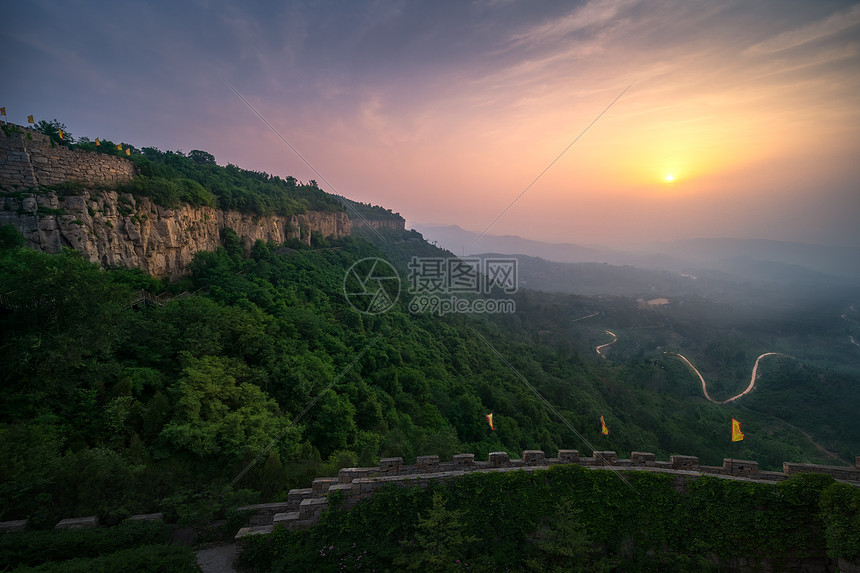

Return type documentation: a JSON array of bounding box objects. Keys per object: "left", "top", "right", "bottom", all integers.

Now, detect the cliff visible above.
[
  {"left": 0, "top": 189, "right": 350, "bottom": 280},
  {"left": 0, "top": 122, "right": 356, "bottom": 278}
]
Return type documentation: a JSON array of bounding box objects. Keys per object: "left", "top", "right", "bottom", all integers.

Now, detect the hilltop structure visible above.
[{"left": 0, "top": 122, "right": 402, "bottom": 278}]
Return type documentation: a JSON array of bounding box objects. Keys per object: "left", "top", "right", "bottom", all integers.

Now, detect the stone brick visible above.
[
  {"left": 671, "top": 455, "right": 700, "bottom": 470},
  {"left": 489, "top": 451, "right": 510, "bottom": 467},
  {"left": 127, "top": 513, "right": 164, "bottom": 522},
  {"left": 312, "top": 477, "right": 339, "bottom": 494},
  {"left": 722, "top": 458, "right": 758, "bottom": 476},
  {"left": 523, "top": 450, "right": 545, "bottom": 465},
  {"left": 593, "top": 451, "right": 617, "bottom": 464},
  {"left": 55, "top": 516, "right": 98, "bottom": 529},
  {"left": 0, "top": 520, "right": 28, "bottom": 533},
  {"left": 558, "top": 450, "right": 580, "bottom": 463},
  {"left": 380, "top": 457, "right": 403, "bottom": 473},
  {"left": 417, "top": 455, "right": 440, "bottom": 472},
  {"left": 235, "top": 525, "right": 273, "bottom": 539},
  {"left": 453, "top": 453, "right": 475, "bottom": 469},
  {"left": 631, "top": 452, "right": 656, "bottom": 465}
]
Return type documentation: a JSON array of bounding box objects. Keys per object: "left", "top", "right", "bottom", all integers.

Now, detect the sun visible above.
[{"left": 664, "top": 174, "right": 675, "bottom": 182}]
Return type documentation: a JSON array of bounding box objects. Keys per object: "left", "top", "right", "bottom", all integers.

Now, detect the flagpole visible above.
[{"left": 731, "top": 439, "right": 734, "bottom": 476}]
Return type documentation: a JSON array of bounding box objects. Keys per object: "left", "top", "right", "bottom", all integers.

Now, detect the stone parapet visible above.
[
  {"left": 236, "top": 449, "right": 860, "bottom": 536},
  {"left": 784, "top": 462, "right": 860, "bottom": 481},
  {"left": 55, "top": 516, "right": 98, "bottom": 530},
  {"left": 671, "top": 455, "right": 700, "bottom": 471}
]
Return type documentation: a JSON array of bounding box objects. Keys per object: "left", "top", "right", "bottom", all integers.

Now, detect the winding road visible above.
[
  {"left": 595, "top": 330, "right": 617, "bottom": 357},
  {"left": 671, "top": 352, "right": 784, "bottom": 404}
]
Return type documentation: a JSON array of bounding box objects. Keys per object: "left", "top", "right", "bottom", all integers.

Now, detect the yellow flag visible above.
[
  {"left": 0, "top": 107, "right": 6, "bottom": 116},
  {"left": 731, "top": 418, "right": 745, "bottom": 442},
  {"left": 27, "top": 115, "right": 34, "bottom": 124},
  {"left": 116, "top": 144, "right": 122, "bottom": 150},
  {"left": 95, "top": 138, "right": 100, "bottom": 146},
  {"left": 125, "top": 148, "right": 131, "bottom": 156},
  {"left": 485, "top": 413, "right": 495, "bottom": 431},
  {"left": 600, "top": 415, "right": 610, "bottom": 436},
  {"left": 58, "top": 130, "right": 63, "bottom": 140}
]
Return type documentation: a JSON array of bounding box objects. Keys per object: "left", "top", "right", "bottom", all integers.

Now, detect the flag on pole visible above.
[
  {"left": 485, "top": 413, "right": 495, "bottom": 431},
  {"left": 125, "top": 148, "right": 130, "bottom": 156},
  {"left": 731, "top": 418, "right": 744, "bottom": 442},
  {"left": 58, "top": 130, "right": 63, "bottom": 140},
  {"left": 0, "top": 107, "right": 6, "bottom": 117},
  {"left": 27, "top": 115, "right": 34, "bottom": 124},
  {"left": 600, "top": 415, "right": 610, "bottom": 436},
  {"left": 95, "top": 138, "right": 100, "bottom": 146}
]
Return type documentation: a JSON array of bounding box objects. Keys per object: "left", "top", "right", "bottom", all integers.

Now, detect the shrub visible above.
[
  {"left": 0, "top": 519, "right": 170, "bottom": 568},
  {"left": 21, "top": 544, "right": 199, "bottom": 572}
]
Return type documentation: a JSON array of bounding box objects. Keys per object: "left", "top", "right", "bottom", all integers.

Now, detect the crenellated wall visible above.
[{"left": 235, "top": 450, "right": 860, "bottom": 538}]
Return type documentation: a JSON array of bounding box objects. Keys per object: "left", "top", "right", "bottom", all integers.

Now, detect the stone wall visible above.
[
  {"left": 0, "top": 123, "right": 135, "bottom": 190},
  {"left": 0, "top": 190, "right": 351, "bottom": 279},
  {"left": 0, "top": 121, "right": 364, "bottom": 277},
  {"left": 350, "top": 216, "right": 405, "bottom": 232},
  {"left": 236, "top": 449, "right": 860, "bottom": 538}
]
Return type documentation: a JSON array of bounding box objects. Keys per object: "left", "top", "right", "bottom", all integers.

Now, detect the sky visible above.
[{"left": 2, "top": 0, "right": 860, "bottom": 248}]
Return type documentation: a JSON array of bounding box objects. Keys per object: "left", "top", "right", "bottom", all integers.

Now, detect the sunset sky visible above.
[{"left": 3, "top": 1, "right": 859, "bottom": 247}]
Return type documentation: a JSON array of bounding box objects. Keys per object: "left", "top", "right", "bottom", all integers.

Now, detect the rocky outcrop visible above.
[{"left": 1, "top": 190, "right": 350, "bottom": 279}]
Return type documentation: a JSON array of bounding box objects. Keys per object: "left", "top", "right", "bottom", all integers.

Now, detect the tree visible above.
[
  {"left": 0, "top": 224, "right": 25, "bottom": 251},
  {"left": 36, "top": 118, "right": 73, "bottom": 145},
  {"left": 394, "top": 492, "right": 480, "bottom": 571},
  {"left": 524, "top": 498, "right": 600, "bottom": 572},
  {"left": 188, "top": 150, "right": 215, "bottom": 165},
  {"left": 156, "top": 354, "right": 300, "bottom": 463}
]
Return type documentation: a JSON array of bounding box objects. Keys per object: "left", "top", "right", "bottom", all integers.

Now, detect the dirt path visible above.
[{"left": 196, "top": 544, "right": 238, "bottom": 573}]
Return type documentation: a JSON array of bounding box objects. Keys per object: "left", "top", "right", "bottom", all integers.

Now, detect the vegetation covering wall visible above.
[{"left": 238, "top": 465, "right": 860, "bottom": 572}]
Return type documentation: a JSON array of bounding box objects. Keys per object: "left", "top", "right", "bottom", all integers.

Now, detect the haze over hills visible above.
[{"left": 414, "top": 223, "right": 860, "bottom": 282}]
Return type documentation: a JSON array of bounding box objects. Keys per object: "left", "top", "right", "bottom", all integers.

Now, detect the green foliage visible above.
[
  {"left": 18, "top": 544, "right": 200, "bottom": 573},
  {"left": 239, "top": 466, "right": 844, "bottom": 572},
  {"left": 35, "top": 119, "right": 73, "bottom": 145},
  {"left": 820, "top": 482, "right": 860, "bottom": 560},
  {"left": 0, "top": 215, "right": 856, "bottom": 556},
  {"left": 523, "top": 498, "right": 602, "bottom": 572},
  {"left": 112, "top": 146, "right": 344, "bottom": 216},
  {"left": 0, "top": 519, "right": 170, "bottom": 568},
  {"left": 393, "top": 491, "right": 481, "bottom": 571},
  {"left": 0, "top": 224, "right": 25, "bottom": 250}
]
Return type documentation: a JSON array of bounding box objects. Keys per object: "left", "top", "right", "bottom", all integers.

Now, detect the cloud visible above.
[{"left": 745, "top": 3, "right": 860, "bottom": 56}]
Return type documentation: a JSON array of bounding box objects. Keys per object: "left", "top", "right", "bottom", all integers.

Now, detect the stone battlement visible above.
[
  {"left": 0, "top": 123, "right": 135, "bottom": 190},
  {"left": 235, "top": 450, "right": 860, "bottom": 539}
]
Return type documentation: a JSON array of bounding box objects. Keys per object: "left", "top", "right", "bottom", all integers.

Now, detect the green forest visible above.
[
  {"left": 1, "top": 126, "right": 859, "bottom": 569},
  {"left": 2, "top": 220, "right": 857, "bottom": 524}
]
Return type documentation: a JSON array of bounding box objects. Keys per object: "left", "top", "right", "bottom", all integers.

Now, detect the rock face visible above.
[{"left": 1, "top": 190, "right": 351, "bottom": 279}]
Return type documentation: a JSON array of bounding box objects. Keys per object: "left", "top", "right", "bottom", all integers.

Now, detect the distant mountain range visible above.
[{"left": 412, "top": 224, "right": 860, "bottom": 282}]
